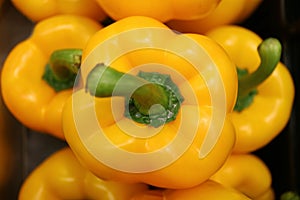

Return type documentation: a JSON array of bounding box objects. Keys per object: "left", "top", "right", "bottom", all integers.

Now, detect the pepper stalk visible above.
[
  {"left": 43, "top": 49, "right": 82, "bottom": 92},
  {"left": 85, "top": 63, "right": 184, "bottom": 127},
  {"left": 234, "top": 37, "right": 282, "bottom": 111}
]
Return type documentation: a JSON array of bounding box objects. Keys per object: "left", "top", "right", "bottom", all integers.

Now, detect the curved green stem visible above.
[
  {"left": 86, "top": 63, "right": 183, "bottom": 127},
  {"left": 86, "top": 63, "right": 169, "bottom": 115},
  {"left": 238, "top": 38, "right": 282, "bottom": 97},
  {"left": 42, "top": 49, "right": 82, "bottom": 92},
  {"left": 50, "top": 49, "right": 82, "bottom": 80},
  {"left": 234, "top": 38, "right": 282, "bottom": 112}
]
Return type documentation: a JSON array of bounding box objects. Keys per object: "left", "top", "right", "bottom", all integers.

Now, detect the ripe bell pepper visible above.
[
  {"left": 131, "top": 180, "right": 251, "bottom": 200},
  {"left": 205, "top": 25, "right": 295, "bottom": 153},
  {"left": 167, "top": 0, "right": 262, "bottom": 34},
  {"left": 18, "top": 147, "right": 148, "bottom": 200},
  {"left": 94, "top": 0, "right": 221, "bottom": 22},
  {"left": 62, "top": 16, "right": 238, "bottom": 189},
  {"left": 11, "top": 0, "right": 107, "bottom": 22},
  {"left": 1, "top": 15, "right": 102, "bottom": 140},
  {"left": 211, "top": 153, "right": 274, "bottom": 200}
]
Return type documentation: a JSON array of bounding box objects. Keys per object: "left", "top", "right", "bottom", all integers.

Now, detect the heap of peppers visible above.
[
  {"left": 61, "top": 16, "right": 294, "bottom": 196},
  {"left": 63, "top": 15, "right": 238, "bottom": 189},
  {"left": 0, "top": 1, "right": 296, "bottom": 199}
]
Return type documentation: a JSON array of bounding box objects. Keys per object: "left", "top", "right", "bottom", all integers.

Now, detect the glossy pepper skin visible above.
[
  {"left": 18, "top": 147, "right": 149, "bottom": 200},
  {"left": 63, "top": 16, "right": 237, "bottom": 189},
  {"left": 205, "top": 25, "right": 295, "bottom": 153},
  {"left": 1, "top": 15, "right": 102, "bottom": 140},
  {"left": 11, "top": 0, "right": 107, "bottom": 22},
  {"left": 95, "top": 0, "right": 221, "bottom": 22},
  {"left": 167, "top": 0, "right": 262, "bottom": 34},
  {"left": 211, "top": 153, "right": 274, "bottom": 200},
  {"left": 131, "top": 180, "right": 251, "bottom": 200}
]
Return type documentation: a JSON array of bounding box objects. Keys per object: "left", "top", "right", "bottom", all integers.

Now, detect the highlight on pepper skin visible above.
[
  {"left": 11, "top": 0, "right": 107, "bottom": 22},
  {"left": 211, "top": 153, "right": 274, "bottom": 200},
  {"left": 131, "top": 180, "right": 251, "bottom": 200},
  {"left": 167, "top": 0, "right": 262, "bottom": 34},
  {"left": 94, "top": 0, "right": 221, "bottom": 22}
]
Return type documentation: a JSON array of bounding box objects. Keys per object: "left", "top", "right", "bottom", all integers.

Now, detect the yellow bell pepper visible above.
[
  {"left": 11, "top": 0, "right": 107, "bottom": 22},
  {"left": 18, "top": 147, "right": 149, "bottom": 200},
  {"left": 94, "top": 0, "right": 221, "bottom": 22},
  {"left": 1, "top": 15, "right": 102, "bottom": 140},
  {"left": 205, "top": 25, "right": 295, "bottom": 153},
  {"left": 62, "top": 16, "right": 238, "bottom": 189},
  {"left": 211, "top": 153, "right": 274, "bottom": 200},
  {"left": 131, "top": 180, "right": 251, "bottom": 200},
  {"left": 256, "top": 189, "right": 276, "bottom": 200},
  {"left": 167, "top": 0, "right": 262, "bottom": 34}
]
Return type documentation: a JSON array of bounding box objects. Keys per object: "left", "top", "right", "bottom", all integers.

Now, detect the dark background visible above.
[{"left": 0, "top": 0, "right": 299, "bottom": 199}]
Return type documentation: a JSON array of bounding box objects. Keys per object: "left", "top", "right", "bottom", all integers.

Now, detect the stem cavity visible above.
[
  {"left": 86, "top": 63, "right": 184, "bottom": 127},
  {"left": 42, "top": 49, "right": 82, "bottom": 92}
]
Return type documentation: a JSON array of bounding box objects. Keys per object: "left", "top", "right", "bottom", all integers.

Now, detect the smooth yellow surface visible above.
[
  {"left": 63, "top": 16, "right": 238, "bottom": 189},
  {"left": 11, "top": 0, "right": 107, "bottom": 22},
  {"left": 206, "top": 25, "right": 295, "bottom": 153},
  {"left": 1, "top": 15, "right": 102, "bottom": 140},
  {"left": 211, "top": 153, "right": 274, "bottom": 200},
  {"left": 163, "top": 180, "right": 251, "bottom": 200},
  {"left": 131, "top": 180, "right": 251, "bottom": 200},
  {"left": 18, "top": 148, "right": 148, "bottom": 200},
  {"left": 167, "top": 0, "right": 262, "bottom": 34},
  {"left": 95, "top": 0, "right": 221, "bottom": 22}
]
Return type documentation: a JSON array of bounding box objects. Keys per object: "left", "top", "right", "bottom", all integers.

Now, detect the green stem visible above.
[
  {"left": 86, "top": 63, "right": 183, "bottom": 127},
  {"left": 234, "top": 38, "right": 282, "bottom": 111},
  {"left": 280, "top": 191, "right": 300, "bottom": 200},
  {"left": 42, "top": 49, "right": 82, "bottom": 92},
  {"left": 238, "top": 38, "right": 282, "bottom": 96},
  {"left": 49, "top": 49, "right": 82, "bottom": 80},
  {"left": 86, "top": 63, "right": 169, "bottom": 115}
]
